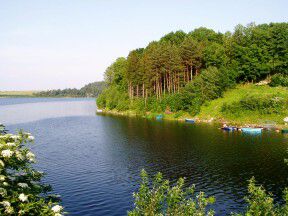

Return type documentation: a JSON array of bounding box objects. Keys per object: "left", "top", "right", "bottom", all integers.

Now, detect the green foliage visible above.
[
  {"left": 234, "top": 177, "right": 288, "bottom": 216},
  {"left": 221, "top": 93, "right": 288, "bottom": 115},
  {"left": 0, "top": 128, "right": 64, "bottom": 215},
  {"left": 188, "top": 27, "right": 223, "bottom": 44},
  {"left": 233, "top": 22, "right": 288, "bottom": 82},
  {"left": 182, "top": 67, "right": 236, "bottom": 115},
  {"left": 104, "top": 57, "right": 128, "bottom": 91},
  {"left": 244, "top": 177, "right": 276, "bottom": 215},
  {"left": 269, "top": 74, "right": 288, "bottom": 87},
  {"left": 97, "top": 22, "right": 288, "bottom": 120},
  {"left": 96, "top": 86, "right": 129, "bottom": 111},
  {"left": 34, "top": 81, "right": 105, "bottom": 98},
  {"left": 160, "top": 31, "right": 187, "bottom": 45},
  {"left": 79, "top": 82, "right": 106, "bottom": 97},
  {"left": 128, "top": 170, "right": 215, "bottom": 216},
  {"left": 204, "top": 42, "right": 229, "bottom": 68}
]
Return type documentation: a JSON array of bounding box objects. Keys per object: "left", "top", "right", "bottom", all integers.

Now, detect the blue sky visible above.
[{"left": 0, "top": 0, "right": 287, "bottom": 90}]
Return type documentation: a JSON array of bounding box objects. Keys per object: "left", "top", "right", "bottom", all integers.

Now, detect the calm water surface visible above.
[{"left": 0, "top": 98, "right": 287, "bottom": 215}]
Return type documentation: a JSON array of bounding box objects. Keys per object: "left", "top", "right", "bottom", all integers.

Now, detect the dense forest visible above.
[
  {"left": 97, "top": 22, "right": 288, "bottom": 115},
  {"left": 35, "top": 81, "right": 105, "bottom": 97}
]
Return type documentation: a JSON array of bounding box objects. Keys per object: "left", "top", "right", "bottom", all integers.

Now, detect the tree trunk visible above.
[{"left": 142, "top": 83, "right": 145, "bottom": 98}]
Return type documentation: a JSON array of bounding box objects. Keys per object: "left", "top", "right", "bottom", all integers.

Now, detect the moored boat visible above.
[
  {"left": 185, "top": 119, "right": 195, "bottom": 123},
  {"left": 282, "top": 129, "right": 288, "bottom": 134},
  {"left": 156, "top": 115, "right": 163, "bottom": 120},
  {"left": 221, "top": 126, "right": 237, "bottom": 131},
  {"left": 241, "top": 127, "right": 262, "bottom": 133},
  {"left": 96, "top": 109, "right": 103, "bottom": 113}
]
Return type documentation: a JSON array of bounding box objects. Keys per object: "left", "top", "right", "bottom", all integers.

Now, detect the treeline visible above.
[
  {"left": 97, "top": 22, "right": 288, "bottom": 114},
  {"left": 35, "top": 81, "right": 105, "bottom": 98}
]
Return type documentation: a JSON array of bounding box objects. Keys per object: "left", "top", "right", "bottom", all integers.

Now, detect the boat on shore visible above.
[
  {"left": 221, "top": 126, "right": 237, "bottom": 131},
  {"left": 156, "top": 115, "right": 163, "bottom": 120},
  {"left": 241, "top": 127, "right": 262, "bottom": 133},
  {"left": 185, "top": 119, "right": 195, "bottom": 123},
  {"left": 96, "top": 109, "right": 103, "bottom": 113}
]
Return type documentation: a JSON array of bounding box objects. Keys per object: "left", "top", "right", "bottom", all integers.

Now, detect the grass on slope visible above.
[{"left": 197, "top": 84, "right": 288, "bottom": 126}]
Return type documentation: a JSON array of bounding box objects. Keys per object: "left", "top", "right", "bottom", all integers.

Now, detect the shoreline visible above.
[{"left": 98, "top": 109, "right": 287, "bottom": 130}]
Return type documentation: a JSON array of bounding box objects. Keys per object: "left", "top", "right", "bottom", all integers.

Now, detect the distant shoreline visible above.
[{"left": 0, "top": 91, "right": 37, "bottom": 98}]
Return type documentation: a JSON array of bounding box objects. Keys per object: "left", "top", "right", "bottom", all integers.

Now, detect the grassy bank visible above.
[
  {"left": 0, "top": 91, "right": 37, "bottom": 97},
  {"left": 196, "top": 84, "right": 288, "bottom": 126},
  {"left": 99, "top": 84, "right": 288, "bottom": 128}
]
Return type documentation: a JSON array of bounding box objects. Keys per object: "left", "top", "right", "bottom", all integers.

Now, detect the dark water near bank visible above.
[{"left": 0, "top": 98, "right": 287, "bottom": 215}]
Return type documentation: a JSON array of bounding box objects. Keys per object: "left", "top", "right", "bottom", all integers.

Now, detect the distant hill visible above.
[{"left": 34, "top": 81, "right": 105, "bottom": 98}]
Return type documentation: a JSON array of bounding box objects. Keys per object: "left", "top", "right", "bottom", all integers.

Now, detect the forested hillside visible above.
[
  {"left": 97, "top": 22, "right": 288, "bottom": 117},
  {"left": 35, "top": 81, "right": 105, "bottom": 97}
]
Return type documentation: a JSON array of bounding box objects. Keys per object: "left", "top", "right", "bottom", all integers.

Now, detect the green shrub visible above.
[
  {"left": 0, "top": 128, "right": 64, "bottom": 215},
  {"left": 128, "top": 170, "right": 215, "bottom": 216},
  {"left": 180, "top": 66, "right": 236, "bottom": 115},
  {"left": 234, "top": 177, "right": 288, "bottom": 215},
  {"left": 130, "top": 171, "right": 288, "bottom": 216},
  {"left": 130, "top": 99, "right": 146, "bottom": 114},
  {"left": 269, "top": 74, "right": 288, "bottom": 87},
  {"left": 221, "top": 94, "right": 288, "bottom": 115},
  {"left": 96, "top": 86, "right": 129, "bottom": 111}
]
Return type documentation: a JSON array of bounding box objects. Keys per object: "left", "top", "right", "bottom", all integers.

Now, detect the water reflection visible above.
[{"left": 1, "top": 99, "right": 287, "bottom": 215}]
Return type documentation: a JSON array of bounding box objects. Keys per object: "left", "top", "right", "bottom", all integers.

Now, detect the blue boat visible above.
[
  {"left": 156, "top": 115, "right": 163, "bottom": 120},
  {"left": 185, "top": 119, "right": 195, "bottom": 123},
  {"left": 241, "top": 128, "right": 262, "bottom": 133},
  {"left": 222, "top": 126, "right": 237, "bottom": 131}
]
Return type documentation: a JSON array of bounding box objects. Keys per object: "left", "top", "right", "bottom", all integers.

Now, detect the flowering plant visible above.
[{"left": 0, "top": 127, "right": 64, "bottom": 215}]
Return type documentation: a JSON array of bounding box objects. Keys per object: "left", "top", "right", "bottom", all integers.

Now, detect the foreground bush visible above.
[
  {"left": 129, "top": 171, "right": 288, "bottom": 215},
  {"left": 234, "top": 177, "right": 288, "bottom": 215},
  {"left": 0, "top": 128, "right": 64, "bottom": 215},
  {"left": 128, "top": 170, "right": 215, "bottom": 216}
]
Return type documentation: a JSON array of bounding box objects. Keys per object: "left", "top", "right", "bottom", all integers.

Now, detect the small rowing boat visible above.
[
  {"left": 156, "top": 115, "right": 163, "bottom": 120},
  {"left": 221, "top": 126, "right": 237, "bottom": 131},
  {"left": 185, "top": 119, "right": 195, "bottom": 123},
  {"left": 241, "top": 128, "right": 262, "bottom": 133}
]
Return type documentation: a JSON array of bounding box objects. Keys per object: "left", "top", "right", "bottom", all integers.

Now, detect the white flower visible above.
[
  {"left": 3, "top": 182, "right": 8, "bottom": 186},
  {"left": 0, "top": 160, "right": 4, "bottom": 167},
  {"left": 51, "top": 205, "right": 63, "bottom": 213},
  {"left": 18, "top": 193, "right": 28, "bottom": 202},
  {"left": 0, "top": 188, "right": 7, "bottom": 196},
  {"left": 4, "top": 206, "right": 13, "bottom": 214},
  {"left": 18, "top": 183, "right": 29, "bottom": 188},
  {"left": 6, "top": 142, "right": 16, "bottom": 147},
  {"left": 0, "top": 175, "right": 5, "bottom": 181},
  {"left": 15, "top": 151, "right": 24, "bottom": 160},
  {"left": 1, "top": 201, "right": 10, "bottom": 207},
  {"left": 11, "top": 135, "right": 20, "bottom": 140},
  {"left": 28, "top": 135, "right": 35, "bottom": 141},
  {"left": 1, "top": 149, "right": 13, "bottom": 158},
  {"left": 26, "top": 152, "right": 35, "bottom": 162}
]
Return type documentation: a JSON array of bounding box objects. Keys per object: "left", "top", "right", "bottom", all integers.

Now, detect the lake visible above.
[{"left": 0, "top": 98, "right": 287, "bottom": 215}]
